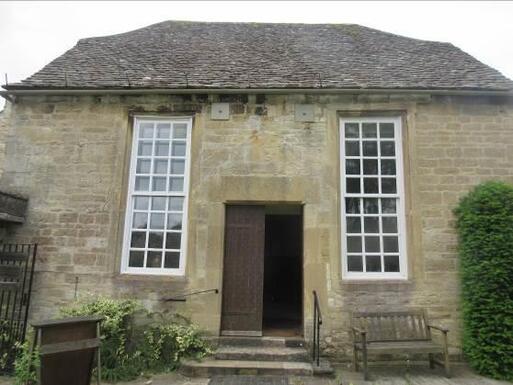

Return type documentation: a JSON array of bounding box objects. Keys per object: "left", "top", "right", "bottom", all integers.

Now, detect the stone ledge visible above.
[{"left": 340, "top": 280, "right": 415, "bottom": 292}]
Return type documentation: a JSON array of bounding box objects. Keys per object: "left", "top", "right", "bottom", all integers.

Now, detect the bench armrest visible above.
[
  {"left": 427, "top": 324, "right": 449, "bottom": 333},
  {"left": 351, "top": 326, "right": 367, "bottom": 335}
]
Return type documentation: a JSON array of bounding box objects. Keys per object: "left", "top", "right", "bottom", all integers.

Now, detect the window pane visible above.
[
  {"left": 384, "top": 255, "right": 400, "bottom": 272},
  {"left": 346, "top": 217, "right": 361, "bottom": 233},
  {"left": 345, "top": 141, "right": 359, "bottom": 156},
  {"left": 152, "top": 177, "right": 166, "bottom": 192},
  {"left": 171, "top": 159, "right": 185, "bottom": 175},
  {"left": 172, "top": 142, "right": 186, "bottom": 156},
  {"left": 363, "top": 198, "right": 379, "bottom": 214},
  {"left": 135, "top": 176, "right": 150, "bottom": 191},
  {"left": 381, "top": 160, "right": 396, "bottom": 175},
  {"left": 130, "top": 232, "right": 146, "bottom": 248},
  {"left": 363, "top": 159, "right": 378, "bottom": 175},
  {"left": 364, "top": 217, "right": 379, "bottom": 233},
  {"left": 139, "top": 123, "right": 154, "bottom": 138},
  {"left": 362, "top": 141, "right": 378, "bottom": 156},
  {"left": 138, "top": 141, "right": 153, "bottom": 156},
  {"left": 347, "top": 236, "right": 362, "bottom": 252},
  {"left": 345, "top": 159, "right": 360, "bottom": 175},
  {"left": 167, "top": 214, "right": 182, "bottom": 230},
  {"left": 345, "top": 198, "right": 360, "bottom": 214},
  {"left": 173, "top": 124, "right": 187, "bottom": 139},
  {"left": 151, "top": 197, "right": 166, "bottom": 211},
  {"left": 366, "top": 255, "right": 382, "bottom": 272},
  {"left": 362, "top": 123, "right": 377, "bottom": 138},
  {"left": 380, "top": 141, "right": 395, "bottom": 156},
  {"left": 148, "top": 232, "right": 164, "bottom": 248},
  {"left": 169, "top": 177, "right": 184, "bottom": 192},
  {"left": 345, "top": 123, "right": 359, "bottom": 138},
  {"left": 129, "top": 251, "right": 144, "bottom": 267},
  {"left": 134, "top": 196, "right": 149, "bottom": 210},
  {"left": 164, "top": 252, "right": 180, "bottom": 268},
  {"left": 147, "top": 251, "right": 162, "bottom": 268},
  {"left": 166, "top": 232, "right": 181, "bottom": 249},
  {"left": 347, "top": 255, "right": 363, "bottom": 272},
  {"left": 381, "top": 178, "right": 397, "bottom": 194},
  {"left": 153, "top": 159, "right": 168, "bottom": 174},
  {"left": 381, "top": 198, "right": 397, "bottom": 213},
  {"left": 136, "top": 159, "right": 151, "bottom": 174},
  {"left": 156, "top": 123, "right": 171, "bottom": 138},
  {"left": 169, "top": 197, "right": 184, "bottom": 211},
  {"left": 380, "top": 123, "right": 395, "bottom": 138},
  {"left": 365, "top": 236, "right": 380, "bottom": 252},
  {"left": 384, "top": 236, "right": 399, "bottom": 252},
  {"left": 150, "top": 213, "right": 165, "bottom": 229},
  {"left": 155, "top": 141, "right": 170, "bottom": 156},
  {"left": 346, "top": 178, "right": 360, "bottom": 193},
  {"left": 364, "top": 178, "right": 379, "bottom": 194},
  {"left": 133, "top": 213, "right": 147, "bottom": 229},
  {"left": 382, "top": 217, "right": 398, "bottom": 233}
]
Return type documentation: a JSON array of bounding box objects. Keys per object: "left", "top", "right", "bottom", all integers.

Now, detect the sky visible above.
[{"left": 1, "top": 1, "right": 513, "bottom": 109}]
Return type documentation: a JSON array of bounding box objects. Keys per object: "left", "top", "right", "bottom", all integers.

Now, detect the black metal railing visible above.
[
  {"left": 0, "top": 243, "right": 37, "bottom": 372},
  {"left": 312, "top": 290, "right": 322, "bottom": 367},
  {"left": 163, "top": 288, "right": 218, "bottom": 302}
]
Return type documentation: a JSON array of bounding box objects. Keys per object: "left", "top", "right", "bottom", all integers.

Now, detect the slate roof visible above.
[{"left": 6, "top": 21, "right": 513, "bottom": 91}]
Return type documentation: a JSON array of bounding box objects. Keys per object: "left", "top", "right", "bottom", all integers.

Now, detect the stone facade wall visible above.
[{"left": 1, "top": 93, "right": 512, "bottom": 360}]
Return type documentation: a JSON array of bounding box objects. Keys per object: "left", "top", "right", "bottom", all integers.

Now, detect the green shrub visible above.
[
  {"left": 13, "top": 341, "right": 39, "bottom": 385},
  {"left": 454, "top": 181, "right": 513, "bottom": 380},
  {"left": 13, "top": 296, "right": 211, "bottom": 383}
]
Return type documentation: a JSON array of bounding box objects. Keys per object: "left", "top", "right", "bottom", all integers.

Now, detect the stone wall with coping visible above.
[{"left": 1, "top": 93, "right": 512, "bottom": 360}]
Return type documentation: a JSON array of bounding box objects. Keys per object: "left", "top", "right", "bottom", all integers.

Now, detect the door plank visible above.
[{"left": 221, "top": 205, "right": 265, "bottom": 335}]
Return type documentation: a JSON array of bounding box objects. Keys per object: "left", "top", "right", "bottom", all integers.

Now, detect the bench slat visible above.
[
  {"left": 353, "top": 311, "right": 430, "bottom": 342},
  {"left": 354, "top": 340, "right": 444, "bottom": 354}
]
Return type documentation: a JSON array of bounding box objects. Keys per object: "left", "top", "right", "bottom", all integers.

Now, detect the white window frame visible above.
[
  {"left": 121, "top": 116, "right": 192, "bottom": 276},
  {"left": 339, "top": 116, "right": 408, "bottom": 280}
]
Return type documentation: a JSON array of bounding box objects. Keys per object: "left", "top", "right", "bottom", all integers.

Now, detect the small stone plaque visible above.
[
  {"left": 295, "top": 104, "right": 315, "bottom": 122},
  {"left": 211, "top": 103, "right": 230, "bottom": 120}
]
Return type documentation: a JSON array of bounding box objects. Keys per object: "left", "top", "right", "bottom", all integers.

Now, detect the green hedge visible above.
[{"left": 454, "top": 181, "right": 513, "bottom": 380}]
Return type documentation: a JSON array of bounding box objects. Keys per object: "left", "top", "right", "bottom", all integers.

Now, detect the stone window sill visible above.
[
  {"left": 114, "top": 272, "right": 189, "bottom": 284},
  {"left": 340, "top": 279, "right": 414, "bottom": 292}
]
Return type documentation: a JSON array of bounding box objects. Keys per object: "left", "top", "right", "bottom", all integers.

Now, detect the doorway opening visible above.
[{"left": 263, "top": 205, "right": 303, "bottom": 337}]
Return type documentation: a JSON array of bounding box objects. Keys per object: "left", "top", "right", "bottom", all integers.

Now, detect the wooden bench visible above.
[{"left": 351, "top": 310, "right": 450, "bottom": 380}]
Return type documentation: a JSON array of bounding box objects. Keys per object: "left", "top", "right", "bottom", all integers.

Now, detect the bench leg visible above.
[
  {"left": 353, "top": 347, "right": 359, "bottom": 372},
  {"left": 362, "top": 345, "right": 369, "bottom": 381},
  {"left": 443, "top": 333, "right": 451, "bottom": 378},
  {"left": 443, "top": 351, "right": 451, "bottom": 378},
  {"left": 429, "top": 353, "right": 435, "bottom": 369}
]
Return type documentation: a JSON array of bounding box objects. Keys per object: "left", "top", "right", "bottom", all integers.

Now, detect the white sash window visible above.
[
  {"left": 122, "top": 117, "right": 192, "bottom": 275},
  {"left": 340, "top": 117, "right": 407, "bottom": 280}
]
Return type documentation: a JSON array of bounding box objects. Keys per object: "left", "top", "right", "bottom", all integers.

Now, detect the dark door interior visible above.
[
  {"left": 263, "top": 210, "right": 303, "bottom": 336},
  {"left": 221, "top": 204, "right": 303, "bottom": 337},
  {"left": 221, "top": 205, "right": 265, "bottom": 336}
]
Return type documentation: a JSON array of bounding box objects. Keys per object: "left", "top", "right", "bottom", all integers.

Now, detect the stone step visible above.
[
  {"left": 215, "top": 336, "right": 306, "bottom": 348},
  {"left": 215, "top": 346, "right": 310, "bottom": 362},
  {"left": 180, "top": 358, "right": 313, "bottom": 377}
]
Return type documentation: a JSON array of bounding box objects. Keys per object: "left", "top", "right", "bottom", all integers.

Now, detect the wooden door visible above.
[{"left": 221, "top": 205, "right": 265, "bottom": 336}]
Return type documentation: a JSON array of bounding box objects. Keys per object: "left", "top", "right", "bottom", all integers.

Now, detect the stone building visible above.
[{"left": 1, "top": 21, "right": 513, "bottom": 367}]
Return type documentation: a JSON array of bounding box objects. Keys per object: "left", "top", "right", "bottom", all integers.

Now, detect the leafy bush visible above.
[
  {"left": 60, "top": 297, "right": 142, "bottom": 381},
  {"left": 13, "top": 296, "right": 211, "bottom": 383},
  {"left": 454, "top": 181, "right": 513, "bottom": 380},
  {"left": 13, "top": 341, "right": 39, "bottom": 385}
]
